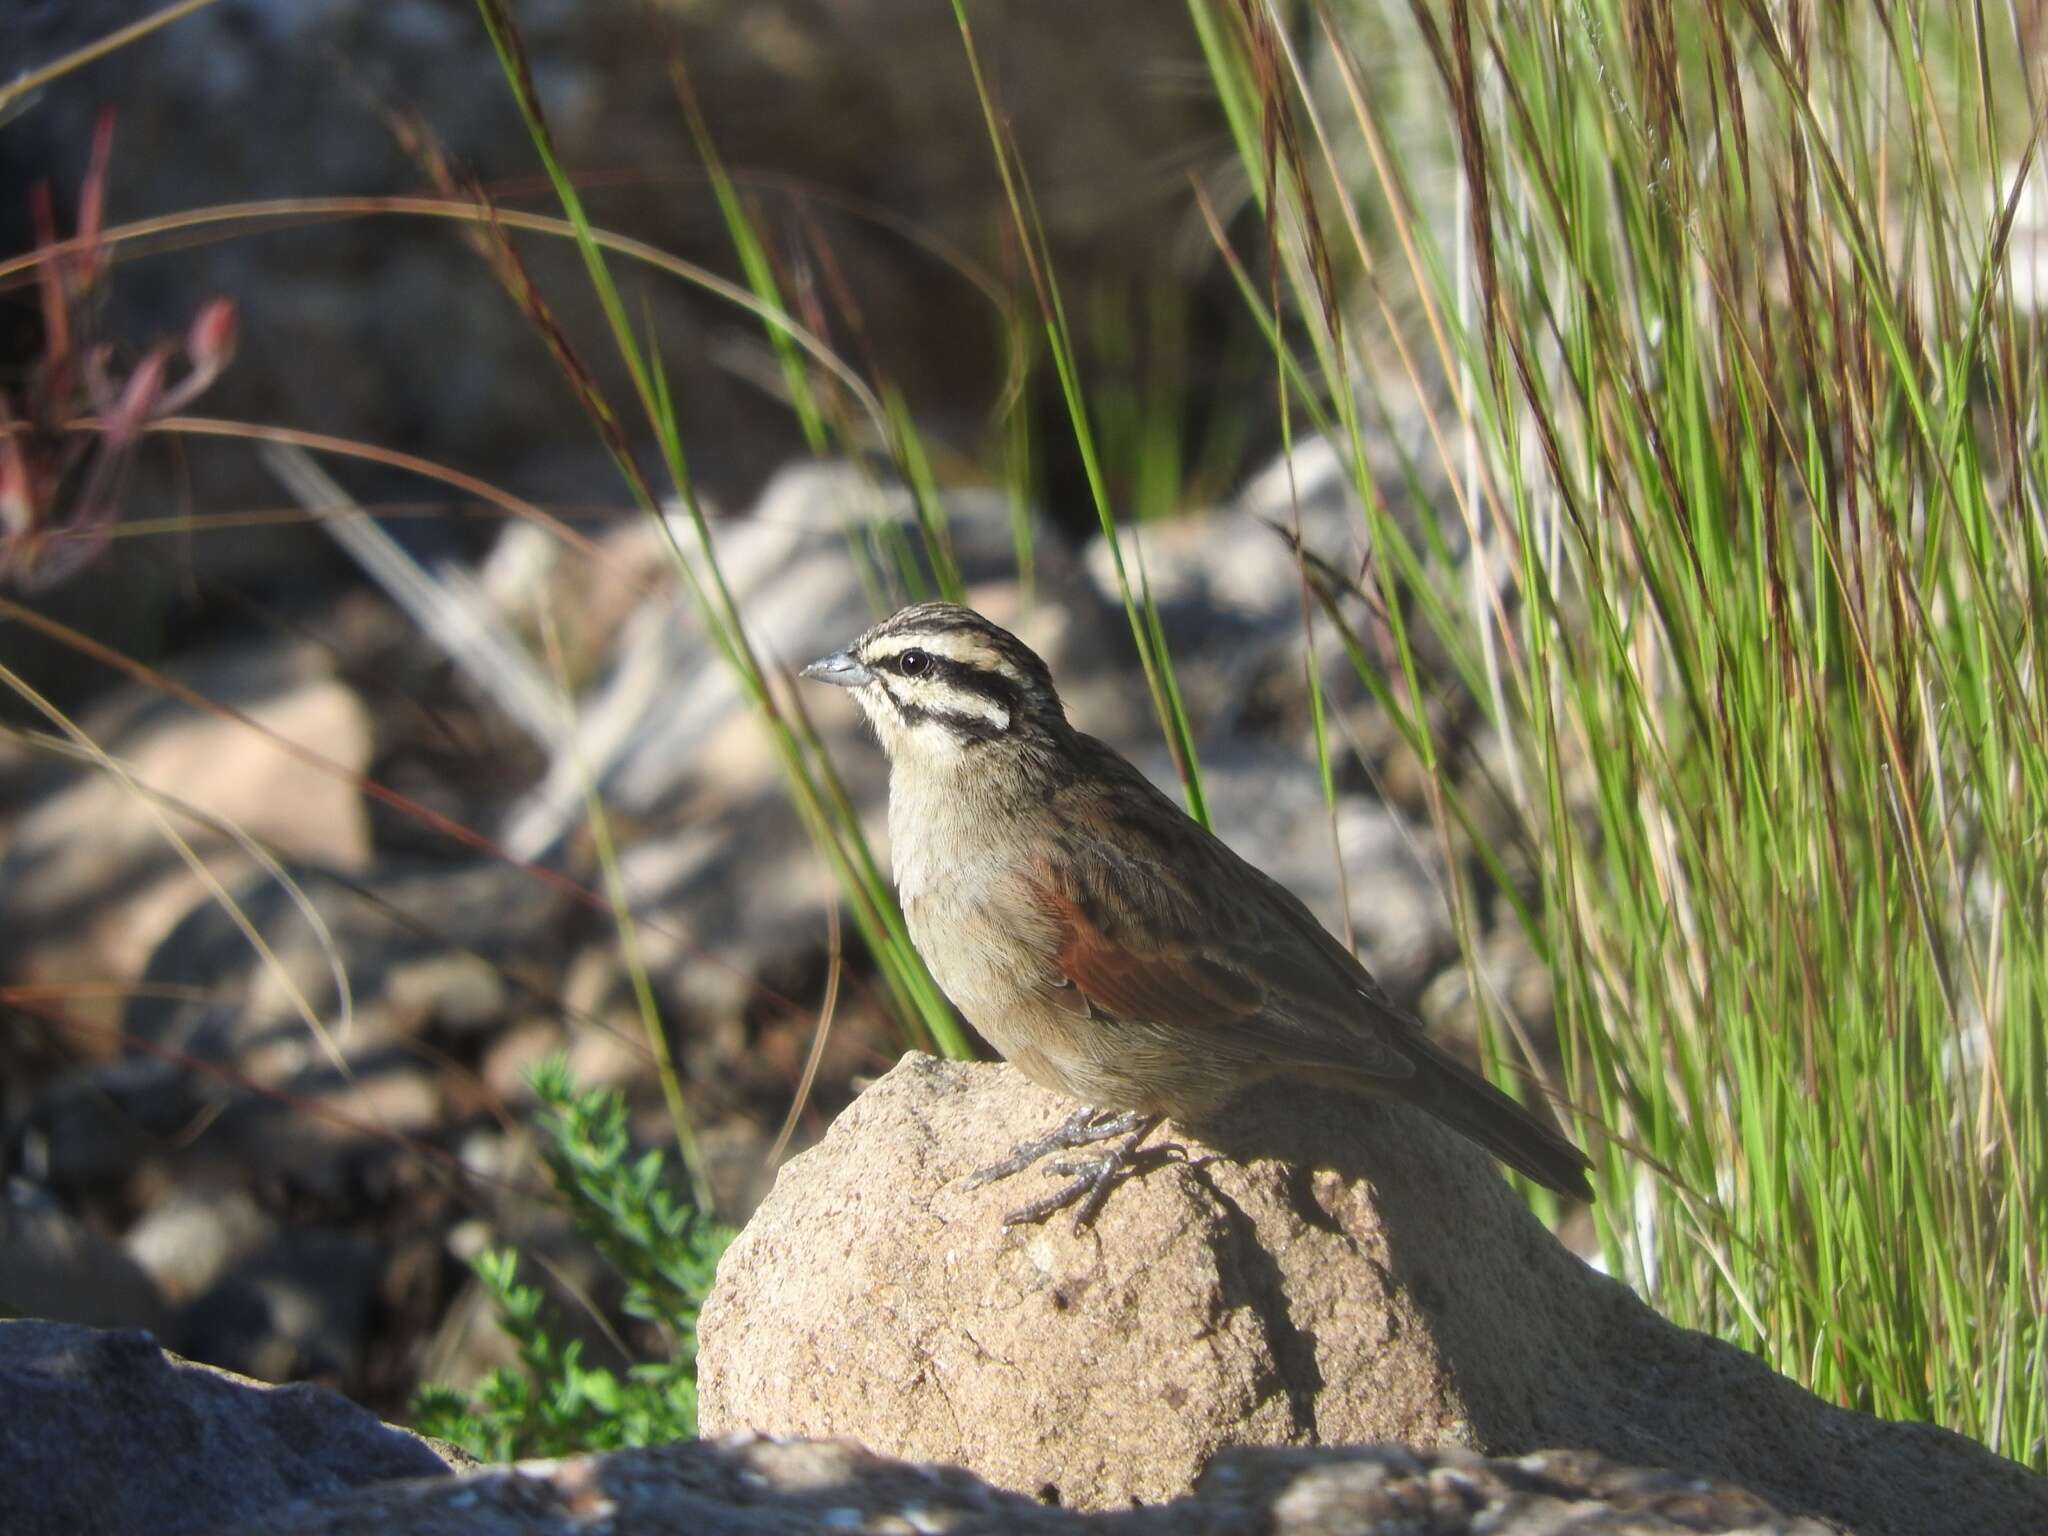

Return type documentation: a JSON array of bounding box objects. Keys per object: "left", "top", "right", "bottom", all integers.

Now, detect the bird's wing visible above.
[
  {"left": 1026, "top": 742, "right": 1418, "bottom": 1082},
  {"left": 1028, "top": 874, "right": 1270, "bottom": 1030}
]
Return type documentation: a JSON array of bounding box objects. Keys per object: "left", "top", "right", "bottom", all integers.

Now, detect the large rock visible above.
[
  {"left": 0, "top": 1323, "right": 1824, "bottom": 1535},
  {"left": 210, "top": 1434, "right": 1828, "bottom": 1535},
  {"left": 0, "top": 1321, "right": 456, "bottom": 1536},
  {"left": 697, "top": 1055, "right": 2048, "bottom": 1534}
]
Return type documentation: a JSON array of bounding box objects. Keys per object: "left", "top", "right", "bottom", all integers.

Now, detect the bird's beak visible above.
[{"left": 801, "top": 649, "right": 873, "bottom": 688}]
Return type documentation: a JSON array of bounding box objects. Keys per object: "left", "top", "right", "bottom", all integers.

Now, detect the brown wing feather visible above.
[
  {"left": 1027, "top": 739, "right": 1418, "bottom": 1082},
  {"left": 1034, "top": 881, "right": 1266, "bottom": 1030}
]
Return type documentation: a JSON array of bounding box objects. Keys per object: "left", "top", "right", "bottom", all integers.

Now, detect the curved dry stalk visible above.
[{"left": 765, "top": 899, "right": 844, "bottom": 1176}]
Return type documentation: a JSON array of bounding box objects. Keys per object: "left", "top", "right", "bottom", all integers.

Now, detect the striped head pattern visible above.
[{"left": 802, "top": 602, "right": 1065, "bottom": 757}]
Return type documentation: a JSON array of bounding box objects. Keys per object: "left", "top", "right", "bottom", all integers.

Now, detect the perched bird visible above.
[{"left": 803, "top": 602, "right": 1593, "bottom": 1228}]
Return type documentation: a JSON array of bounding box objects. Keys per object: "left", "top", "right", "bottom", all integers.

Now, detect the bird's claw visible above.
[
  {"left": 963, "top": 1108, "right": 1175, "bottom": 1232},
  {"left": 961, "top": 1106, "right": 1141, "bottom": 1189}
]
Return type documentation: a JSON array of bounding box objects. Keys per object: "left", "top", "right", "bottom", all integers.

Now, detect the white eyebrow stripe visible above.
[
  {"left": 940, "top": 692, "right": 1011, "bottom": 731},
  {"left": 865, "top": 629, "right": 1025, "bottom": 685}
]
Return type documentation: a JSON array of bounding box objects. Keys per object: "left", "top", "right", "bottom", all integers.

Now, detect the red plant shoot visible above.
[{"left": 0, "top": 109, "right": 237, "bottom": 590}]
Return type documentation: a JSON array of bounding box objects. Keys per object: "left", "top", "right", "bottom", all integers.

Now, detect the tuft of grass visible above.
[{"left": 1199, "top": 0, "right": 2046, "bottom": 1467}]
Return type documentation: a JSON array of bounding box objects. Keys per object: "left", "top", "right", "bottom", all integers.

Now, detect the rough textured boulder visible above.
[
  {"left": 697, "top": 1055, "right": 2048, "bottom": 1534},
  {"left": 212, "top": 1435, "right": 1830, "bottom": 1535},
  {"left": 0, "top": 1322, "right": 1826, "bottom": 1536},
  {"left": 0, "top": 1321, "right": 456, "bottom": 1536}
]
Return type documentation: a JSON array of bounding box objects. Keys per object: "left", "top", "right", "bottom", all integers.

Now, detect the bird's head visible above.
[{"left": 802, "top": 602, "right": 1068, "bottom": 766}]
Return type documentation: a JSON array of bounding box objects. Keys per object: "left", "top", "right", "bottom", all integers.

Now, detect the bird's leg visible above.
[
  {"left": 963, "top": 1108, "right": 1174, "bottom": 1231},
  {"left": 962, "top": 1105, "right": 1138, "bottom": 1188}
]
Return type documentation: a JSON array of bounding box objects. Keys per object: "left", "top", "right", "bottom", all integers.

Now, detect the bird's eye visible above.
[{"left": 898, "top": 648, "right": 930, "bottom": 676}]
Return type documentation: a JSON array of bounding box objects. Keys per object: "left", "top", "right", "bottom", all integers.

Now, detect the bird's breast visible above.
[
  {"left": 895, "top": 841, "right": 1042, "bottom": 1015},
  {"left": 888, "top": 794, "right": 1069, "bottom": 1049}
]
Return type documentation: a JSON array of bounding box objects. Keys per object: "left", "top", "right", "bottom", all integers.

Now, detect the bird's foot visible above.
[
  {"left": 961, "top": 1105, "right": 1145, "bottom": 1187},
  {"left": 964, "top": 1107, "right": 1176, "bottom": 1232}
]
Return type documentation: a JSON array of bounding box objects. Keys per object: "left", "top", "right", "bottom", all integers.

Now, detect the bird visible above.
[{"left": 802, "top": 601, "right": 1594, "bottom": 1229}]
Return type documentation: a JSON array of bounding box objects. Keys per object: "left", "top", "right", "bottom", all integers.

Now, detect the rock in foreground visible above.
[
  {"left": 697, "top": 1055, "right": 2047, "bottom": 1534},
  {"left": 0, "top": 1317, "right": 1959, "bottom": 1534},
  {"left": 0, "top": 1321, "right": 456, "bottom": 1536},
  {"left": 217, "top": 1436, "right": 1831, "bottom": 1535}
]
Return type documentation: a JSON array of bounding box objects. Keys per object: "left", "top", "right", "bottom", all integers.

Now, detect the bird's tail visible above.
[{"left": 1376, "top": 1040, "right": 1595, "bottom": 1201}]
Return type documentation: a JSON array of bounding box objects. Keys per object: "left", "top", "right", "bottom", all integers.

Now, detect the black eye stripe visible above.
[
  {"left": 890, "top": 698, "right": 1004, "bottom": 742},
  {"left": 873, "top": 646, "right": 1022, "bottom": 715},
  {"left": 934, "top": 657, "right": 1019, "bottom": 709}
]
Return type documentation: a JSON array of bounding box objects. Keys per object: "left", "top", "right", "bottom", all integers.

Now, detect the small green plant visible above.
[{"left": 412, "top": 1057, "right": 732, "bottom": 1460}]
